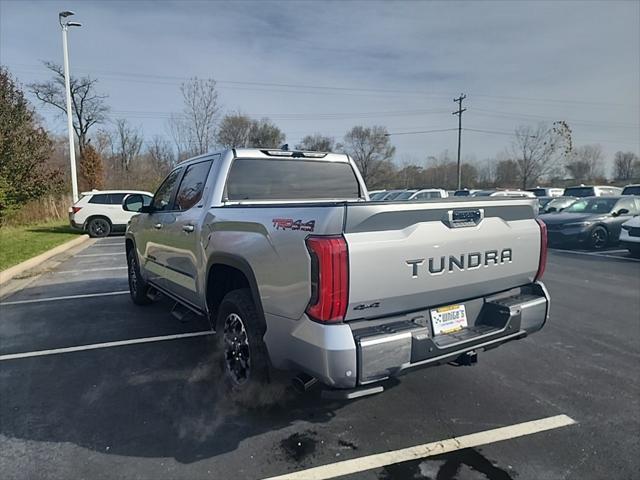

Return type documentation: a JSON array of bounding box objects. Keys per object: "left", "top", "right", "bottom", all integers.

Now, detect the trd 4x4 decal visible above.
[{"left": 272, "top": 218, "right": 316, "bottom": 232}]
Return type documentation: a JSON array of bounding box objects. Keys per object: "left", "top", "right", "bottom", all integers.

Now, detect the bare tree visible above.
[
  {"left": 613, "top": 151, "right": 639, "bottom": 180},
  {"left": 147, "top": 135, "right": 175, "bottom": 172},
  {"left": 565, "top": 144, "right": 604, "bottom": 182},
  {"left": 216, "top": 112, "right": 252, "bottom": 148},
  {"left": 29, "top": 61, "right": 109, "bottom": 158},
  {"left": 168, "top": 77, "right": 220, "bottom": 156},
  {"left": 510, "top": 121, "right": 572, "bottom": 189},
  {"left": 111, "top": 119, "right": 143, "bottom": 172},
  {"left": 295, "top": 134, "right": 335, "bottom": 152},
  {"left": 341, "top": 126, "right": 395, "bottom": 185}
]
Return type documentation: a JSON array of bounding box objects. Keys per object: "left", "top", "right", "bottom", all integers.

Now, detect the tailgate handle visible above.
[{"left": 445, "top": 208, "right": 484, "bottom": 228}]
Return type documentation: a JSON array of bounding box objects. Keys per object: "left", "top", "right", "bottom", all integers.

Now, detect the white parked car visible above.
[
  {"left": 399, "top": 188, "right": 449, "bottom": 200},
  {"left": 526, "top": 187, "right": 564, "bottom": 197},
  {"left": 620, "top": 216, "right": 640, "bottom": 257},
  {"left": 473, "top": 190, "right": 536, "bottom": 198},
  {"left": 69, "top": 190, "right": 153, "bottom": 238}
]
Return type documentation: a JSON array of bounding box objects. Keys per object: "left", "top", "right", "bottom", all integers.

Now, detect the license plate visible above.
[{"left": 430, "top": 304, "right": 468, "bottom": 335}]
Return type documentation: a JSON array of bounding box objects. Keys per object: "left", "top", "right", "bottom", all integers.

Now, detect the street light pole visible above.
[{"left": 59, "top": 11, "right": 82, "bottom": 202}]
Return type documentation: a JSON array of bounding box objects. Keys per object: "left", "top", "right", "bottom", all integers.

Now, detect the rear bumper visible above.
[{"left": 265, "top": 282, "right": 550, "bottom": 389}]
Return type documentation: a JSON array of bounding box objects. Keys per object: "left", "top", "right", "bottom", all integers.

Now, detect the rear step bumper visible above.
[{"left": 264, "top": 282, "right": 549, "bottom": 389}]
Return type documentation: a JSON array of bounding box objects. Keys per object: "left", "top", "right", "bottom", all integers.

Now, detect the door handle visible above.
[
  {"left": 153, "top": 223, "right": 163, "bottom": 229},
  {"left": 182, "top": 224, "right": 195, "bottom": 233}
]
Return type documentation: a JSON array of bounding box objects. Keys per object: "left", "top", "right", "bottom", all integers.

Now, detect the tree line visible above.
[{"left": 1, "top": 63, "right": 639, "bottom": 223}]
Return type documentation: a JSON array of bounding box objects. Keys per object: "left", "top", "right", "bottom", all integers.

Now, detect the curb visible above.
[{"left": 0, "top": 234, "right": 91, "bottom": 286}]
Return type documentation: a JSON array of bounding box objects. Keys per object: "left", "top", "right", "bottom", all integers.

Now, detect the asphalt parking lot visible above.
[{"left": 1, "top": 238, "right": 638, "bottom": 480}]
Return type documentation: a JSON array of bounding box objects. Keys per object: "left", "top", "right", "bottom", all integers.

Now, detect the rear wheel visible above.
[
  {"left": 216, "top": 289, "right": 269, "bottom": 388},
  {"left": 127, "top": 249, "right": 152, "bottom": 305},
  {"left": 87, "top": 217, "right": 111, "bottom": 238},
  {"left": 588, "top": 226, "right": 608, "bottom": 250}
]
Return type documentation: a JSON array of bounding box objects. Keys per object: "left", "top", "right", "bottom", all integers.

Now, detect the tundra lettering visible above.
[{"left": 406, "top": 249, "right": 514, "bottom": 277}]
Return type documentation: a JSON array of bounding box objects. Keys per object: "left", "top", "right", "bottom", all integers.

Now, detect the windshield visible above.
[
  {"left": 369, "top": 191, "right": 387, "bottom": 200},
  {"left": 622, "top": 186, "right": 640, "bottom": 195},
  {"left": 564, "top": 197, "right": 618, "bottom": 214},
  {"left": 545, "top": 197, "right": 575, "bottom": 211},
  {"left": 394, "top": 191, "right": 416, "bottom": 200},
  {"left": 383, "top": 191, "right": 404, "bottom": 200}
]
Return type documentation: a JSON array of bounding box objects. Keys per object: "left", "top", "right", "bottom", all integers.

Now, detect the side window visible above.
[
  {"left": 175, "top": 160, "right": 213, "bottom": 211},
  {"left": 88, "top": 194, "right": 109, "bottom": 204},
  {"left": 109, "top": 193, "right": 126, "bottom": 205},
  {"left": 152, "top": 168, "right": 183, "bottom": 211}
]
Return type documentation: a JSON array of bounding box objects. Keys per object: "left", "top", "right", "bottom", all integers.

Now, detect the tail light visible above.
[
  {"left": 535, "top": 218, "right": 547, "bottom": 281},
  {"left": 305, "top": 236, "right": 349, "bottom": 323},
  {"left": 71, "top": 206, "right": 82, "bottom": 214}
]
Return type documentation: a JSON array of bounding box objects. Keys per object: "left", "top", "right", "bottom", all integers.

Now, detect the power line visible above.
[
  {"left": 7, "top": 62, "right": 633, "bottom": 107},
  {"left": 384, "top": 128, "right": 458, "bottom": 136}
]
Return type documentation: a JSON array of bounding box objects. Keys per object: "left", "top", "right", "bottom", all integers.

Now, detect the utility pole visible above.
[
  {"left": 59, "top": 11, "right": 82, "bottom": 202},
  {"left": 452, "top": 93, "right": 467, "bottom": 190}
]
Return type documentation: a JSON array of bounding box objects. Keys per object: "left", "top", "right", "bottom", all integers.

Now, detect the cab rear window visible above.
[{"left": 226, "top": 159, "right": 361, "bottom": 201}]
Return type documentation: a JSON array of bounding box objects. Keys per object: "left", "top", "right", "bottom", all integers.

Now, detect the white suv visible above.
[{"left": 69, "top": 190, "right": 153, "bottom": 237}]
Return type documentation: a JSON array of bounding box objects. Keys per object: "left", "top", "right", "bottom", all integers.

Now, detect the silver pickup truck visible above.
[{"left": 123, "top": 148, "right": 549, "bottom": 397}]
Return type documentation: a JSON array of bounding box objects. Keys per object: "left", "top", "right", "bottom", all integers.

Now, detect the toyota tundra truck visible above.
[{"left": 123, "top": 148, "right": 549, "bottom": 397}]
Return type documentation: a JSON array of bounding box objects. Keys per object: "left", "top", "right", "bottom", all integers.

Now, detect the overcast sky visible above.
[{"left": 1, "top": 0, "right": 638, "bottom": 171}]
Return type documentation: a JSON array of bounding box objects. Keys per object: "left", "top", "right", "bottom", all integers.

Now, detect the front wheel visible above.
[
  {"left": 216, "top": 289, "right": 269, "bottom": 388},
  {"left": 127, "top": 249, "right": 152, "bottom": 305},
  {"left": 588, "top": 226, "right": 608, "bottom": 250}
]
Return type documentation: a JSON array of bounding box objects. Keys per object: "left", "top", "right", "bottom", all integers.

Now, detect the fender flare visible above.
[{"left": 205, "top": 253, "right": 265, "bottom": 321}]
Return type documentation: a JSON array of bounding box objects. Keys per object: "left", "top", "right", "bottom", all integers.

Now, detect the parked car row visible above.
[{"left": 539, "top": 195, "right": 640, "bottom": 250}]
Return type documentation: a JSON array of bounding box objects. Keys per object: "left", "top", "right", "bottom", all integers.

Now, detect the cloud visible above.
[{"left": 1, "top": 0, "right": 638, "bottom": 167}]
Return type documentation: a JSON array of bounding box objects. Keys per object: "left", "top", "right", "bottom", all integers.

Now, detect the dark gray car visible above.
[{"left": 539, "top": 196, "right": 640, "bottom": 249}]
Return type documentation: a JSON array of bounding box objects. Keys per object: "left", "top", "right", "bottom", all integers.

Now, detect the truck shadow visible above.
[{"left": 0, "top": 318, "right": 397, "bottom": 464}]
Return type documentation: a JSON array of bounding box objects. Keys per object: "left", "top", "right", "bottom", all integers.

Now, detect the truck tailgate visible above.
[{"left": 343, "top": 199, "right": 541, "bottom": 320}]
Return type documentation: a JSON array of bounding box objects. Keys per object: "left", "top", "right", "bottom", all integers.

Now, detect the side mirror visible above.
[
  {"left": 547, "top": 207, "right": 557, "bottom": 213},
  {"left": 123, "top": 194, "right": 149, "bottom": 213},
  {"left": 614, "top": 208, "right": 630, "bottom": 217}
]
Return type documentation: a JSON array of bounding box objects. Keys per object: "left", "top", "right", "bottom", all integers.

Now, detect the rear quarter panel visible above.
[{"left": 203, "top": 205, "right": 345, "bottom": 319}]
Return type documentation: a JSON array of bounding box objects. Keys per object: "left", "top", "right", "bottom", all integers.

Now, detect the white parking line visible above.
[
  {"left": 263, "top": 414, "right": 576, "bottom": 480},
  {"left": 0, "top": 291, "right": 129, "bottom": 306},
  {"left": 52, "top": 267, "right": 128, "bottom": 275},
  {"left": 76, "top": 252, "right": 125, "bottom": 257},
  {"left": 551, "top": 248, "right": 640, "bottom": 262},
  {"left": 0, "top": 330, "right": 214, "bottom": 361}
]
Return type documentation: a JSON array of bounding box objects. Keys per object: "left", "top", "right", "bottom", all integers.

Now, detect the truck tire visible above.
[
  {"left": 127, "top": 249, "right": 152, "bottom": 305},
  {"left": 87, "top": 217, "right": 112, "bottom": 238},
  {"left": 216, "top": 289, "right": 269, "bottom": 388}
]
